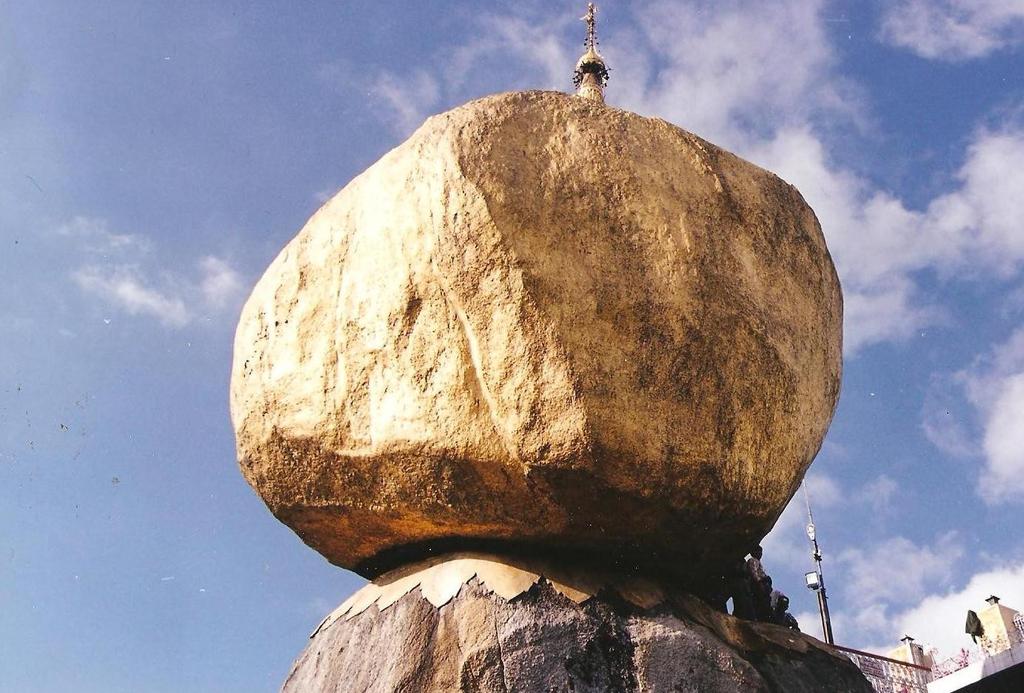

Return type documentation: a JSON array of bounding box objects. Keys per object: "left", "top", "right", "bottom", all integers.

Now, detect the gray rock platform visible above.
[{"left": 284, "top": 578, "right": 870, "bottom": 692}]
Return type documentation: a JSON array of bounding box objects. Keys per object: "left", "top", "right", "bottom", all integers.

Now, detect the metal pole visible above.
[
  {"left": 816, "top": 590, "right": 828, "bottom": 643},
  {"left": 820, "top": 589, "right": 834, "bottom": 644},
  {"left": 811, "top": 534, "right": 835, "bottom": 645},
  {"left": 804, "top": 482, "right": 835, "bottom": 645}
]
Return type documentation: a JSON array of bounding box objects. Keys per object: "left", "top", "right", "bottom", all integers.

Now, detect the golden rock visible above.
[{"left": 230, "top": 91, "right": 842, "bottom": 578}]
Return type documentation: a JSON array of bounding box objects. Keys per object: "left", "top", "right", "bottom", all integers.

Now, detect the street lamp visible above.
[{"left": 803, "top": 487, "right": 835, "bottom": 645}]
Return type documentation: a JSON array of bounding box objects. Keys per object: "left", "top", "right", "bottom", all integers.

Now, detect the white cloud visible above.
[
  {"left": 890, "top": 562, "right": 1024, "bottom": 658},
  {"left": 74, "top": 266, "right": 190, "bottom": 328},
  {"left": 446, "top": 12, "right": 572, "bottom": 94},
  {"left": 56, "top": 216, "right": 150, "bottom": 255},
  {"left": 843, "top": 285, "right": 939, "bottom": 353},
  {"left": 615, "top": 0, "right": 850, "bottom": 148},
  {"left": 751, "top": 123, "right": 1024, "bottom": 352},
  {"left": 811, "top": 532, "right": 969, "bottom": 652},
  {"left": 762, "top": 471, "right": 842, "bottom": 568},
  {"left": 350, "top": 2, "right": 1024, "bottom": 354},
  {"left": 762, "top": 475, "right": 971, "bottom": 650},
  {"left": 318, "top": 11, "right": 574, "bottom": 138},
  {"left": 198, "top": 256, "right": 243, "bottom": 309},
  {"left": 879, "top": 0, "right": 1024, "bottom": 61},
  {"left": 370, "top": 69, "right": 441, "bottom": 136},
  {"left": 836, "top": 532, "right": 963, "bottom": 605},
  {"left": 929, "top": 326, "right": 1024, "bottom": 504},
  {"left": 63, "top": 218, "right": 245, "bottom": 328},
  {"left": 856, "top": 475, "right": 899, "bottom": 515},
  {"left": 793, "top": 610, "right": 822, "bottom": 639},
  {"left": 400, "top": 0, "right": 851, "bottom": 153},
  {"left": 979, "top": 373, "right": 1024, "bottom": 501},
  {"left": 968, "top": 326, "right": 1024, "bottom": 404},
  {"left": 948, "top": 129, "right": 1024, "bottom": 271},
  {"left": 922, "top": 373, "right": 978, "bottom": 459},
  {"left": 313, "top": 188, "right": 336, "bottom": 204}
]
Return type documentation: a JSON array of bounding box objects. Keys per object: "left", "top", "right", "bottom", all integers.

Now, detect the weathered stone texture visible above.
[
  {"left": 283, "top": 580, "right": 870, "bottom": 693},
  {"left": 231, "top": 90, "right": 843, "bottom": 577}
]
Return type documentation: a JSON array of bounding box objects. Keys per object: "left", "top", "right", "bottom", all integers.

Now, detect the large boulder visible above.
[{"left": 230, "top": 90, "right": 842, "bottom": 578}]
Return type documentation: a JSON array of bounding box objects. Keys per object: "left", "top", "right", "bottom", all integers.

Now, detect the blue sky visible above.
[{"left": 2, "top": 0, "right": 1024, "bottom": 689}]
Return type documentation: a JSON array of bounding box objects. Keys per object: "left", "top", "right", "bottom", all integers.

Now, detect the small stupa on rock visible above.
[
  {"left": 232, "top": 6, "right": 867, "bottom": 691},
  {"left": 573, "top": 4, "right": 609, "bottom": 103}
]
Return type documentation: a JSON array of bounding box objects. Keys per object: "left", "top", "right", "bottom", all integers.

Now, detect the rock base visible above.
[{"left": 283, "top": 556, "right": 869, "bottom": 692}]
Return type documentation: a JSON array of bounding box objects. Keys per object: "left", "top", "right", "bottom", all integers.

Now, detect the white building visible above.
[
  {"left": 926, "top": 596, "right": 1024, "bottom": 693},
  {"left": 837, "top": 595, "right": 1024, "bottom": 693}
]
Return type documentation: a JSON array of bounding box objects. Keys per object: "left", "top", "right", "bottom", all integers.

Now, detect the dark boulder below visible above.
[{"left": 284, "top": 574, "right": 870, "bottom": 692}]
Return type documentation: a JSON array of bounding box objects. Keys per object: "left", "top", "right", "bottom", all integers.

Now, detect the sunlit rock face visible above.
[{"left": 230, "top": 90, "right": 842, "bottom": 578}]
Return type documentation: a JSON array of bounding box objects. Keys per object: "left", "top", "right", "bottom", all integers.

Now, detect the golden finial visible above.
[
  {"left": 583, "top": 2, "right": 598, "bottom": 52},
  {"left": 573, "top": 3, "right": 609, "bottom": 103}
]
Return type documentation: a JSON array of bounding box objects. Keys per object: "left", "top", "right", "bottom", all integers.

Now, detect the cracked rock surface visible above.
[
  {"left": 283, "top": 580, "right": 870, "bottom": 693},
  {"left": 231, "top": 90, "right": 843, "bottom": 577}
]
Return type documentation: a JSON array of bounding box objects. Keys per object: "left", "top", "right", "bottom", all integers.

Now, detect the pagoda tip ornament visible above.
[{"left": 573, "top": 3, "right": 609, "bottom": 102}]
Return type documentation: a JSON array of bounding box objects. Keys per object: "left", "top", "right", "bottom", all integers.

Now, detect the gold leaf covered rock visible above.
[{"left": 230, "top": 90, "right": 842, "bottom": 578}]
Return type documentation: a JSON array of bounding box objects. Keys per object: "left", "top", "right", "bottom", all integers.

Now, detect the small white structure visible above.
[
  {"left": 889, "top": 634, "right": 935, "bottom": 670},
  {"left": 927, "top": 596, "right": 1024, "bottom": 693},
  {"left": 837, "top": 643, "right": 932, "bottom": 693},
  {"left": 840, "top": 596, "right": 1024, "bottom": 692}
]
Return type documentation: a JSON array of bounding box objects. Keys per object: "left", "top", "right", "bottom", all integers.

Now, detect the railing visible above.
[
  {"left": 833, "top": 645, "right": 932, "bottom": 693},
  {"left": 931, "top": 647, "right": 982, "bottom": 679},
  {"left": 929, "top": 616, "right": 1024, "bottom": 682},
  {"left": 831, "top": 614, "right": 1024, "bottom": 691}
]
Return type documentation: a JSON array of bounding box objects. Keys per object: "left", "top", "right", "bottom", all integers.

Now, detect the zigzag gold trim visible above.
[{"left": 311, "top": 552, "right": 667, "bottom": 638}]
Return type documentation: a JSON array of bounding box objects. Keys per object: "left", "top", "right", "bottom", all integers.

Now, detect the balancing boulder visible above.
[{"left": 230, "top": 90, "right": 842, "bottom": 578}]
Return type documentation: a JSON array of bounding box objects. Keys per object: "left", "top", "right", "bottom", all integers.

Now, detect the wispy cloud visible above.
[
  {"left": 763, "top": 474, "right": 968, "bottom": 648},
  {"left": 73, "top": 265, "right": 191, "bottom": 327},
  {"left": 198, "top": 256, "right": 243, "bottom": 310},
  {"left": 753, "top": 123, "right": 1024, "bottom": 352},
  {"left": 615, "top": 0, "right": 851, "bottom": 147},
  {"left": 890, "top": 561, "right": 1024, "bottom": 657},
  {"left": 317, "top": 60, "right": 441, "bottom": 138},
  {"left": 924, "top": 326, "right": 1024, "bottom": 504},
  {"left": 879, "top": 0, "right": 1024, "bottom": 61},
  {"left": 980, "top": 372, "right": 1024, "bottom": 502},
  {"left": 57, "top": 216, "right": 151, "bottom": 255},
  {"left": 63, "top": 217, "right": 245, "bottom": 328},
  {"left": 814, "top": 531, "right": 965, "bottom": 647},
  {"left": 762, "top": 471, "right": 843, "bottom": 568},
  {"left": 965, "top": 327, "right": 1024, "bottom": 503},
  {"left": 371, "top": 70, "right": 441, "bottom": 136},
  {"left": 856, "top": 474, "right": 900, "bottom": 515},
  {"left": 922, "top": 372, "right": 979, "bottom": 459},
  {"left": 338, "top": 0, "right": 1024, "bottom": 355},
  {"left": 836, "top": 532, "right": 963, "bottom": 606}
]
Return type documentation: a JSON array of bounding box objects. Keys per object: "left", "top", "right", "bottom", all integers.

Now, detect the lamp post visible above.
[{"left": 803, "top": 484, "right": 835, "bottom": 645}]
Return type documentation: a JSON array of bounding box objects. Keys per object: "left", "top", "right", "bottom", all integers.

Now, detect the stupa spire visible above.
[
  {"left": 573, "top": 3, "right": 609, "bottom": 103},
  {"left": 583, "top": 2, "right": 598, "bottom": 52}
]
